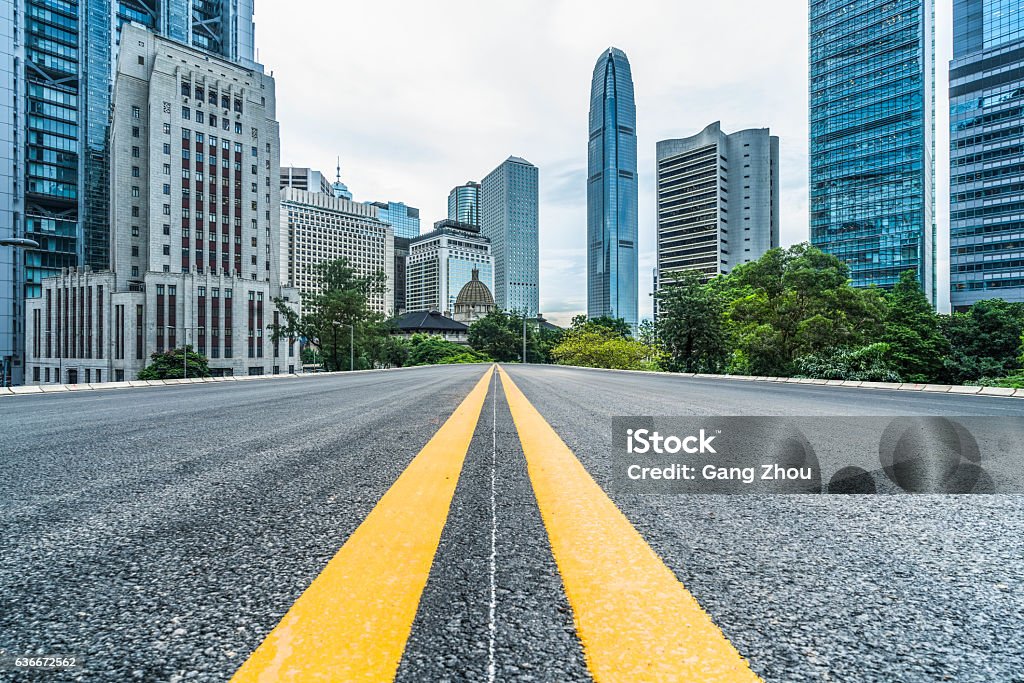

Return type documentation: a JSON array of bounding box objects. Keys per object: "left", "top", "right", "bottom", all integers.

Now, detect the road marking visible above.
[
  {"left": 487, "top": 371, "right": 498, "bottom": 683},
  {"left": 231, "top": 365, "right": 495, "bottom": 683},
  {"left": 497, "top": 366, "right": 762, "bottom": 683}
]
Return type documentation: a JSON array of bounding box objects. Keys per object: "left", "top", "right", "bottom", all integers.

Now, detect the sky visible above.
[{"left": 256, "top": 1, "right": 954, "bottom": 326}]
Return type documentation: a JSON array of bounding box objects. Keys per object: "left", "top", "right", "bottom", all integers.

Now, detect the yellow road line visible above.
[
  {"left": 231, "top": 365, "right": 495, "bottom": 683},
  {"left": 497, "top": 366, "right": 761, "bottom": 683}
]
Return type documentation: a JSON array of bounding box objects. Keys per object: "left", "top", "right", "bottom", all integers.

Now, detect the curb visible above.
[{"left": 537, "top": 364, "right": 1024, "bottom": 400}]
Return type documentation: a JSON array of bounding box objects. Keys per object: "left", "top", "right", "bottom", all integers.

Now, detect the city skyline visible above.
[{"left": 257, "top": 1, "right": 956, "bottom": 325}]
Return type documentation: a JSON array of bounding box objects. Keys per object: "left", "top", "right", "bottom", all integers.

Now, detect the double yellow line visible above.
[{"left": 232, "top": 365, "right": 760, "bottom": 683}]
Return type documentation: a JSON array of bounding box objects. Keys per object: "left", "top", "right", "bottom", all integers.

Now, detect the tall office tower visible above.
[
  {"left": 655, "top": 122, "right": 779, "bottom": 289},
  {"left": 2, "top": 2, "right": 258, "bottom": 384},
  {"left": 809, "top": 0, "right": 936, "bottom": 305},
  {"left": 480, "top": 156, "right": 539, "bottom": 316},
  {"left": 406, "top": 220, "right": 494, "bottom": 314},
  {"left": 368, "top": 201, "right": 421, "bottom": 239},
  {"left": 1, "top": 4, "right": 22, "bottom": 386},
  {"left": 950, "top": 0, "right": 1024, "bottom": 310},
  {"left": 23, "top": 24, "right": 298, "bottom": 384},
  {"left": 587, "top": 47, "right": 638, "bottom": 330},
  {"left": 448, "top": 181, "right": 481, "bottom": 226},
  {"left": 280, "top": 167, "right": 334, "bottom": 195},
  {"left": 281, "top": 189, "right": 395, "bottom": 314}
]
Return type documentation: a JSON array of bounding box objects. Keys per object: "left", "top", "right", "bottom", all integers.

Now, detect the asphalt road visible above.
[{"left": 1, "top": 364, "right": 1022, "bottom": 682}]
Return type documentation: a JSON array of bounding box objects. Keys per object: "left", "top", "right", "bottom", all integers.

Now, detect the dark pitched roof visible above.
[{"left": 392, "top": 310, "right": 469, "bottom": 332}]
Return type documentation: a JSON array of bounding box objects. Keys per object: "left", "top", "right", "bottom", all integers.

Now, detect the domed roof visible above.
[{"left": 456, "top": 268, "right": 495, "bottom": 307}]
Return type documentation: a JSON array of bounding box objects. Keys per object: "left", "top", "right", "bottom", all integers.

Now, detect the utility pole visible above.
[{"left": 522, "top": 314, "right": 527, "bottom": 364}]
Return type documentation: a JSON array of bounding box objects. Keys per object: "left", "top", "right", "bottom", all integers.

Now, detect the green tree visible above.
[
  {"left": 271, "top": 258, "right": 388, "bottom": 371},
  {"left": 406, "top": 334, "right": 491, "bottom": 366},
  {"left": 138, "top": 345, "right": 211, "bottom": 380},
  {"left": 882, "top": 270, "right": 948, "bottom": 382},
  {"left": 655, "top": 270, "right": 729, "bottom": 373},
  {"left": 940, "top": 299, "right": 1024, "bottom": 384},
  {"left": 468, "top": 311, "right": 527, "bottom": 362},
  {"left": 719, "top": 244, "right": 886, "bottom": 376},
  {"left": 551, "top": 318, "right": 662, "bottom": 370}
]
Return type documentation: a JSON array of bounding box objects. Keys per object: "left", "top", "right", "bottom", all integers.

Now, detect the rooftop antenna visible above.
[{"left": 336, "top": 156, "right": 341, "bottom": 184}]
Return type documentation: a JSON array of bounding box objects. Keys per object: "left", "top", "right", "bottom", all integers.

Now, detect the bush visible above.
[{"left": 794, "top": 343, "right": 902, "bottom": 382}]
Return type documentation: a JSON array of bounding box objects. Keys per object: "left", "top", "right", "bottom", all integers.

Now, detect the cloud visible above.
[{"left": 256, "top": 0, "right": 954, "bottom": 319}]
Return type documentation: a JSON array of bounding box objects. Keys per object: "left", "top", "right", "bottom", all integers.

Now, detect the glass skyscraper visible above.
[
  {"left": 950, "top": 0, "right": 1024, "bottom": 309},
  {"left": 448, "top": 181, "right": 480, "bottom": 227},
  {"left": 370, "top": 201, "right": 421, "bottom": 240},
  {"left": 1, "top": 0, "right": 256, "bottom": 384},
  {"left": 809, "top": 0, "right": 936, "bottom": 306},
  {"left": 587, "top": 47, "right": 638, "bottom": 330},
  {"left": 480, "top": 157, "right": 539, "bottom": 316}
]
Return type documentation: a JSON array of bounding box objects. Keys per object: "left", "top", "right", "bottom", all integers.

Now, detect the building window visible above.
[
  {"left": 137, "top": 55, "right": 144, "bottom": 65},
  {"left": 163, "top": 123, "right": 171, "bottom": 134},
  {"left": 132, "top": 166, "right": 140, "bottom": 177},
  {"left": 132, "top": 126, "right": 140, "bottom": 138},
  {"left": 132, "top": 146, "right": 140, "bottom": 158},
  {"left": 131, "top": 186, "right": 140, "bottom": 197},
  {"left": 131, "top": 225, "right": 139, "bottom": 236},
  {"left": 132, "top": 105, "right": 140, "bottom": 119},
  {"left": 131, "top": 206, "right": 139, "bottom": 217},
  {"left": 182, "top": 106, "right": 190, "bottom": 120}
]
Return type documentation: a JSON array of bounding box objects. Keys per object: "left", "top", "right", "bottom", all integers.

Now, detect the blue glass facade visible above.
[
  {"left": 950, "top": 0, "right": 1024, "bottom": 309},
  {"left": 809, "top": 0, "right": 936, "bottom": 305},
  {"left": 371, "top": 201, "right": 421, "bottom": 240},
  {"left": 587, "top": 47, "right": 638, "bottom": 329},
  {"left": 448, "top": 182, "right": 480, "bottom": 227}
]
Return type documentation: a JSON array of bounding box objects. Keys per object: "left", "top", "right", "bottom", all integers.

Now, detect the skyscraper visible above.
[
  {"left": 480, "top": 157, "right": 539, "bottom": 316},
  {"left": 587, "top": 47, "right": 638, "bottom": 329},
  {"left": 656, "top": 123, "right": 779, "bottom": 286},
  {"left": 809, "top": 0, "right": 936, "bottom": 306},
  {"left": 3, "top": 0, "right": 258, "bottom": 384},
  {"left": 950, "top": 0, "right": 1024, "bottom": 310},
  {"left": 406, "top": 220, "right": 494, "bottom": 314},
  {"left": 369, "top": 201, "right": 421, "bottom": 240},
  {"left": 448, "top": 181, "right": 481, "bottom": 227},
  {"left": 24, "top": 24, "right": 297, "bottom": 383}
]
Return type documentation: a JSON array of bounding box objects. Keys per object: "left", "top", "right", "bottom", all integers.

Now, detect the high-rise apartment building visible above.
[
  {"left": 2, "top": 1, "right": 258, "bottom": 384},
  {"left": 448, "top": 181, "right": 481, "bottom": 227},
  {"left": 368, "top": 201, "right": 421, "bottom": 240},
  {"left": 809, "top": 0, "right": 936, "bottom": 305},
  {"left": 655, "top": 122, "right": 779, "bottom": 287},
  {"left": 280, "top": 167, "right": 333, "bottom": 195},
  {"left": 480, "top": 156, "right": 539, "bottom": 316},
  {"left": 406, "top": 220, "right": 493, "bottom": 314},
  {"left": 282, "top": 188, "right": 395, "bottom": 314},
  {"left": 587, "top": 47, "right": 638, "bottom": 329},
  {"left": 950, "top": 0, "right": 1024, "bottom": 309},
  {"left": 23, "top": 24, "right": 297, "bottom": 383}
]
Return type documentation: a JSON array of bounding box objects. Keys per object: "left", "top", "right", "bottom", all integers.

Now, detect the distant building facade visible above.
[
  {"left": 2, "top": 2, "right": 258, "bottom": 385},
  {"left": 406, "top": 220, "right": 493, "bottom": 315},
  {"left": 950, "top": 0, "right": 1024, "bottom": 309},
  {"left": 281, "top": 188, "right": 394, "bottom": 315},
  {"left": 480, "top": 156, "right": 539, "bottom": 316},
  {"left": 448, "top": 181, "right": 481, "bottom": 226},
  {"left": 655, "top": 122, "right": 779, "bottom": 287},
  {"left": 809, "top": 0, "right": 936, "bottom": 305},
  {"left": 24, "top": 25, "right": 298, "bottom": 384},
  {"left": 368, "top": 201, "right": 421, "bottom": 239},
  {"left": 280, "top": 167, "right": 334, "bottom": 195},
  {"left": 393, "top": 236, "right": 410, "bottom": 314},
  {"left": 588, "top": 47, "right": 638, "bottom": 329},
  {"left": 390, "top": 310, "right": 469, "bottom": 345}
]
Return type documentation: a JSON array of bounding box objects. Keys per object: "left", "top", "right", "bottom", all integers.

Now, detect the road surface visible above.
[{"left": 1, "top": 364, "right": 1022, "bottom": 682}]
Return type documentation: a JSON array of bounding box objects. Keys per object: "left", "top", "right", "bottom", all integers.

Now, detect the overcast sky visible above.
[{"left": 256, "top": 1, "right": 954, "bottom": 325}]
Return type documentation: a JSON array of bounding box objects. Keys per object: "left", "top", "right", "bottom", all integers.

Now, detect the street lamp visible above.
[
  {"left": 0, "top": 238, "right": 40, "bottom": 249},
  {"left": 332, "top": 320, "right": 354, "bottom": 372},
  {"left": 43, "top": 331, "right": 62, "bottom": 385},
  {"left": 166, "top": 325, "right": 204, "bottom": 378},
  {"left": 1, "top": 238, "right": 40, "bottom": 386}
]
